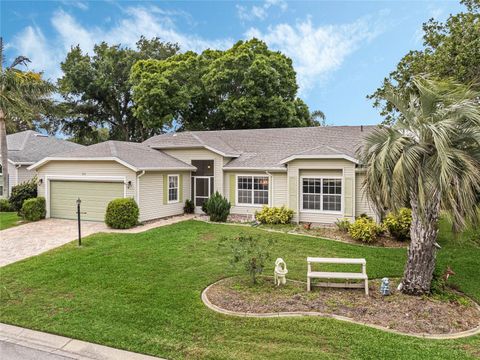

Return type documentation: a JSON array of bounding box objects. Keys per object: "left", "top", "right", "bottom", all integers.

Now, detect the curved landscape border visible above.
[{"left": 201, "top": 278, "right": 480, "bottom": 340}]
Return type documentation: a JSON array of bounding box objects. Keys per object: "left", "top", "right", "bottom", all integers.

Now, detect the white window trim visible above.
[
  {"left": 167, "top": 174, "right": 180, "bottom": 204},
  {"left": 235, "top": 174, "right": 270, "bottom": 207},
  {"left": 300, "top": 176, "right": 343, "bottom": 214}
]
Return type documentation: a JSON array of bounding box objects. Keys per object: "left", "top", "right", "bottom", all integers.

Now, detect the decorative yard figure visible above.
[
  {"left": 274, "top": 258, "right": 288, "bottom": 286},
  {"left": 380, "top": 277, "right": 390, "bottom": 296}
]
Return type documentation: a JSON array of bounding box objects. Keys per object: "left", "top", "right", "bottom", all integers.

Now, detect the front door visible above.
[{"left": 194, "top": 177, "right": 212, "bottom": 207}]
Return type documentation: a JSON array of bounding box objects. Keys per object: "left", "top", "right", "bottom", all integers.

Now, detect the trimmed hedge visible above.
[
  {"left": 0, "top": 198, "right": 12, "bottom": 212},
  {"left": 255, "top": 206, "right": 294, "bottom": 225},
  {"left": 21, "top": 197, "right": 46, "bottom": 221},
  {"left": 9, "top": 178, "right": 37, "bottom": 212},
  {"left": 105, "top": 198, "right": 139, "bottom": 229}
]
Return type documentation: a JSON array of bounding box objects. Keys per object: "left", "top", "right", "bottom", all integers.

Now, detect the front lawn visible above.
[
  {"left": 0, "top": 212, "right": 21, "bottom": 230},
  {"left": 1, "top": 220, "right": 479, "bottom": 359}
]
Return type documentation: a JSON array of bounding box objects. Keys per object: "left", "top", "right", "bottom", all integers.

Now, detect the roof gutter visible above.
[{"left": 222, "top": 167, "right": 287, "bottom": 172}]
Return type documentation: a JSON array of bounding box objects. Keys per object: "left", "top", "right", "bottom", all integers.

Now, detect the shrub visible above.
[
  {"left": 0, "top": 198, "right": 12, "bottom": 212},
  {"left": 105, "top": 198, "right": 139, "bottom": 229},
  {"left": 335, "top": 218, "right": 351, "bottom": 232},
  {"left": 383, "top": 208, "right": 412, "bottom": 241},
  {"left": 201, "top": 201, "right": 209, "bottom": 215},
  {"left": 204, "top": 192, "right": 231, "bottom": 222},
  {"left": 21, "top": 197, "right": 46, "bottom": 221},
  {"left": 222, "top": 233, "right": 275, "bottom": 284},
  {"left": 255, "top": 206, "right": 294, "bottom": 225},
  {"left": 348, "top": 217, "right": 383, "bottom": 243},
  {"left": 184, "top": 199, "right": 195, "bottom": 214},
  {"left": 9, "top": 178, "right": 37, "bottom": 212}
]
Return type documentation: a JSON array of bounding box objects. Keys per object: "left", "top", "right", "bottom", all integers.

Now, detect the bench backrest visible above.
[{"left": 307, "top": 257, "right": 367, "bottom": 274}]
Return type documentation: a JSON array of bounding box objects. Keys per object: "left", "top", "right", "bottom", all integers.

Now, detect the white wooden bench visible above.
[{"left": 307, "top": 257, "right": 369, "bottom": 295}]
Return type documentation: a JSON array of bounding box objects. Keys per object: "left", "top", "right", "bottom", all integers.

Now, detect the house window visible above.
[
  {"left": 237, "top": 176, "right": 269, "bottom": 205},
  {"left": 302, "top": 178, "right": 342, "bottom": 212},
  {"left": 168, "top": 175, "right": 179, "bottom": 203}
]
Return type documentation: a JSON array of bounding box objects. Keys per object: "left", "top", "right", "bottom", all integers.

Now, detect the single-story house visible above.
[
  {"left": 28, "top": 126, "right": 378, "bottom": 223},
  {"left": 0, "top": 130, "right": 83, "bottom": 197}
]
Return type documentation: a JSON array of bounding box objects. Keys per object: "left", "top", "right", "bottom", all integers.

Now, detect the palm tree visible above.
[
  {"left": 0, "top": 37, "right": 54, "bottom": 197},
  {"left": 360, "top": 77, "right": 480, "bottom": 295},
  {"left": 310, "top": 110, "right": 327, "bottom": 126}
]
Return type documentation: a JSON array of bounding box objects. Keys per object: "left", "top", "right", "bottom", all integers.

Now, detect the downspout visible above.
[
  {"left": 15, "top": 164, "right": 21, "bottom": 190},
  {"left": 265, "top": 171, "right": 273, "bottom": 207},
  {"left": 136, "top": 171, "right": 146, "bottom": 208}
]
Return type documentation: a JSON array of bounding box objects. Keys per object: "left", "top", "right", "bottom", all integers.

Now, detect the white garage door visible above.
[{"left": 50, "top": 181, "right": 124, "bottom": 221}]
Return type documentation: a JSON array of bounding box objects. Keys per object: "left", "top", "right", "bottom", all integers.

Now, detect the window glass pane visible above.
[
  {"left": 302, "top": 194, "right": 321, "bottom": 210},
  {"left": 254, "top": 177, "right": 269, "bottom": 191},
  {"left": 323, "top": 195, "right": 341, "bottom": 211},
  {"left": 238, "top": 189, "right": 252, "bottom": 204},
  {"left": 238, "top": 176, "right": 252, "bottom": 190},
  {"left": 323, "top": 179, "right": 341, "bottom": 194},
  {"left": 168, "top": 176, "right": 178, "bottom": 201},
  {"left": 253, "top": 190, "right": 268, "bottom": 205}
]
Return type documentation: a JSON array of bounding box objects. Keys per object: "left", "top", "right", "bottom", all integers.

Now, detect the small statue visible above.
[
  {"left": 380, "top": 277, "right": 390, "bottom": 296},
  {"left": 274, "top": 258, "right": 288, "bottom": 286}
]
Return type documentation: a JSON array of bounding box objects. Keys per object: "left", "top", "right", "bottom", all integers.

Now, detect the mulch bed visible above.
[
  {"left": 292, "top": 226, "right": 409, "bottom": 248},
  {"left": 206, "top": 276, "right": 480, "bottom": 335}
]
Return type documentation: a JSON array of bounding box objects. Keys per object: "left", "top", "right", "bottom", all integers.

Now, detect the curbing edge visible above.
[{"left": 201, "top": 278, "right": 480, "bottom": 340}]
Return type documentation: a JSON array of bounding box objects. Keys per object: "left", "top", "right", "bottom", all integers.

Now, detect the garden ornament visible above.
[
  {"left": 380, "top": 277, "right": 390, "bottom": 296},
  {"left": 274, "top": 258, "right": 288, "bottom": 286}
]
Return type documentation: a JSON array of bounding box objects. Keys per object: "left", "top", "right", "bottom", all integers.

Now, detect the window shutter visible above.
[
  {"left": 163, "top": 175, "right": 168, "bottom": 205},
  {"left": 344, "top": 177, "right": 353, "bottom": 217},
  {"left": 229, "top": 175, "right": 236, "bottom": 204},
  {"left": 179, "top": 174, "right": 183, "bottom": 202},
  {"left": 288, "top": 176, "right": 297, "bottom": 210}
]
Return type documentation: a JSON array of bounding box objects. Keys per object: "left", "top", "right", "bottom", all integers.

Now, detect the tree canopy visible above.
[
  {"left": 131, "top": 39, "right": 315, "bottom": 131},
  {"left": 368, "top": 0, "right": 480, "bottom": 124},
  {"left": 53, "top": 37, "right": 179, "bottom": 143}
]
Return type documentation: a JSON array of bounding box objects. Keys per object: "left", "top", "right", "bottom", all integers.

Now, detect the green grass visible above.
[
  {"left": 0, "top": 219, "right": 479, "bottom": 359},
  {"left": 0, "top": 212, "right": 21, "bottom": 230}
]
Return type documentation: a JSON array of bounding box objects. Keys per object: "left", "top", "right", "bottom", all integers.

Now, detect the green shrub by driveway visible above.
[
  {"left": 105, "top": 198, "right": 139, "bottom": 229},
  {"left": 0, "top": 198, "right": 12, "bottom": 212},
  {"left": 21, "top": 197, "right": 46, "bottom": 221},
  {"left": 9, "top": 178, "right": 37, "bottom": 212}
]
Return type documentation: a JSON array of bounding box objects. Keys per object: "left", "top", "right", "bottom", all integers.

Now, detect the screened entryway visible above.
[{"left": 191, "top": 160, "right": 214, "bottom": 208}]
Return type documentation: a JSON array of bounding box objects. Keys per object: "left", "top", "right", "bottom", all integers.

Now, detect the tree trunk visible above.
[
  {"left": 0, "top": 111, "right": 9, "bottom": 198},
  {"left": 400, "top": 192, "right": 440, "bottom": 295}
]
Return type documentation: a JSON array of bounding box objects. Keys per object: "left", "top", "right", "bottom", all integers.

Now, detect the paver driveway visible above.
[
  {"left": 0, "top": 215, "right": 194, "bottom": 267},
  {"left": 0, "top": 219, "right": 107, "bottom": 267}
]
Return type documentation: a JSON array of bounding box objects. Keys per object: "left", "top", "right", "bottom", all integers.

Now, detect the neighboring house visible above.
[
  {"left": 0, "top": 130, "right": 83, "bottom": 197},
  {"left": 28, "top": 126, "right": 378, "bottom": 223}
]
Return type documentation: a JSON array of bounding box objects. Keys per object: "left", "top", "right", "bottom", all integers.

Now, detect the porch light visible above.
[
  {"left": 38, "top": 178, "right": 43, "bottom": 185},
  {"left": 127, "top": 180, "right": 132, "bottom": 189}
]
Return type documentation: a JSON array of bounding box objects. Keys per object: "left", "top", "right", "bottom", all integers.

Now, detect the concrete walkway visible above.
[
  {"left": 0, "top": 215, "right": 195, "bottom": 267},
  {"left": 0, "top": 323, "right": 164, "bottom": 360}
]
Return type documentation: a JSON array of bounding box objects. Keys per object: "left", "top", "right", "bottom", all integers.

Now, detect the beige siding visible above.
[
  {"left": 17, "top": 165, "right": 35, "bottom": 185},
  {"left": 35, "top": 160, "right": 136, "bottom": 218},
  {"left": 286, "top": 159, "right": 356, "bottom": 224},
  {"left": 355, "top": 172, "right": 378, "bottom": 220},
  {"left": 224, "top": 171, "right": 287, "bottom": 217},
  {"left": 138, "top": 171, "right": 190, "bottom": 222},
  {"left": 162, "top": 148, "right": 224, "bottom": 194}
]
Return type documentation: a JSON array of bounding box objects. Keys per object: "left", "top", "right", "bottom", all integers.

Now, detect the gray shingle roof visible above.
[
  {"left": 7, "top": 130, "right": 84, "bottom": 164},
  {"left": 145, "top": 126, "right": 376, "bottom": 169},
  {"left": 35, "top": 140, "right": 195, "bottom": 171}
]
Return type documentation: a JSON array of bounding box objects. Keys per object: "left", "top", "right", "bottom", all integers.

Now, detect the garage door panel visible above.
[{"left": 50, "top": 181, "right": 124, "bottom": 221}]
